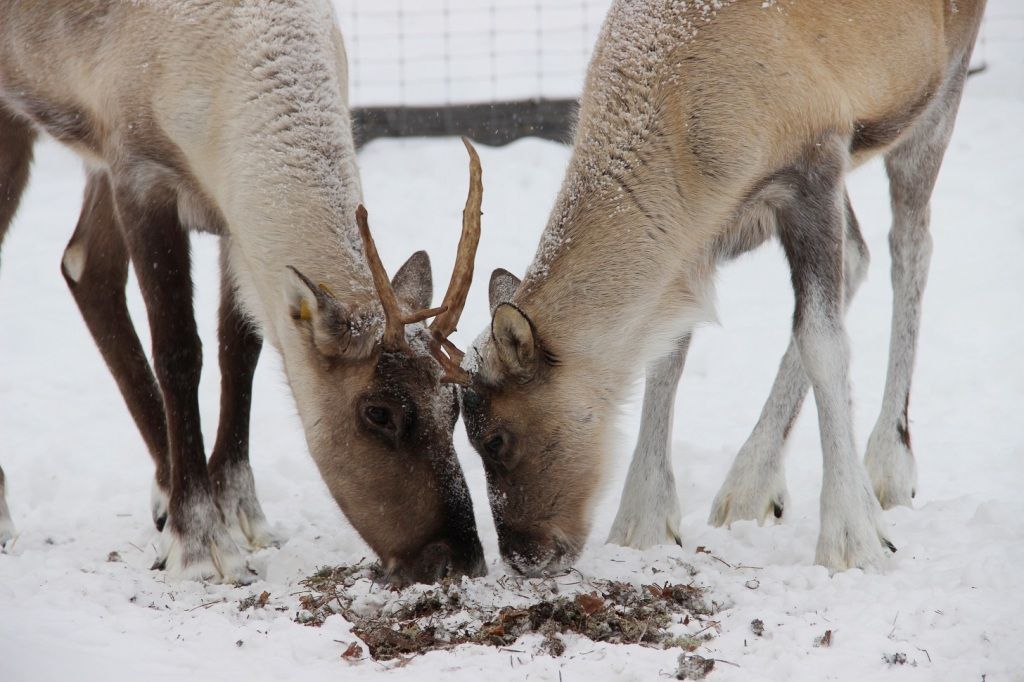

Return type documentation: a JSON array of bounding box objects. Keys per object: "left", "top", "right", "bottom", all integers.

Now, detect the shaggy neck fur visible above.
[
  {"left": 510, "top": 1, "right": 733, "bottom": 385},
  {"left": 166, "top": 1, "right": 379, "bottom": 350}
]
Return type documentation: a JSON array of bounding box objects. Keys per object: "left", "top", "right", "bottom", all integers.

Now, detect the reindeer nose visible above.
[
  {"left": 412, "top": 540, "right": 454, "bottom": 583},
  {"left": 463, "top": 545, "right": 488, "bottom": 578},
  {"left": 499, "top": 529, "right": 571, "bottom": 577},
  {"left": 397, "top": 535, "right": 486, "bottom": 585},
  {"left": 444, "top": 530, "right": 488, "bottom": 579}
]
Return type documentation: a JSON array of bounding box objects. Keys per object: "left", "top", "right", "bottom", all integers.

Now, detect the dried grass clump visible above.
[{"left": 295, "top": 561, "right": 716, "bottom": 661}]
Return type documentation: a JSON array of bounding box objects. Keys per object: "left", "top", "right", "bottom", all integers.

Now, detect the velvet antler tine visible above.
[
  {"left": 401, "top": 305, "right": 448, "bottom": 325},
  {"left": 430, "top": 137, "right": 483, "bottom": 339},
  {"left": 439, "top": 335, "right": 466, "bottom": 364},
  {"left": 429, "top": 342, "right": 472, "bottom": 386},
  {"left": 356, "top": 205, "right": 408, "bottom": 351}
]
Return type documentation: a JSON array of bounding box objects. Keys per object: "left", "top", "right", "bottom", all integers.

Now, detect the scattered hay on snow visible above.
[{"left": 294, "top": 560, "right": 718, "bottom": 661}]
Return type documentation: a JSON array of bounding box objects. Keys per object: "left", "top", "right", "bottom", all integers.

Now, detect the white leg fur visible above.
[
  {"left": 151, "top": 477, "right": 169, "bottom": 531},
  {"left": 0, "top": 517, "right": 14, "bottom": 550},
  {"left": 799, "top": 309, "right": 891, "bottom": 572},
  {"left": 864, "top": 424, "right": 918, "bottom": 509},
  {"left": 608, "top": 336, "right": 689, "bottom": 549},
  {"left": 214, "top": 461, "right": 282, "bottom": 550},
  {"left": 864, "top": 172, "right": 933, "bottom": 510},
  {"left": 154, "top": 490, "right": 251, "bottom": 584},
  {"left": 865, "top": 62, "right": 966, "bottom": 509}
]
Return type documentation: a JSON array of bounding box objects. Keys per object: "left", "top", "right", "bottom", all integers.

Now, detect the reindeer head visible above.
[
  {"left": 461, "top": 271, "right": 607, "bottom": 577},
  {"left": 283, "top": 140, "right": 485, "bottom": 585}
]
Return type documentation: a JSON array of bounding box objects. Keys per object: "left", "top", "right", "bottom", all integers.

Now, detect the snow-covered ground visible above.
[{"left": 2, "top": 4, "right": 1023, "bottom": 682}]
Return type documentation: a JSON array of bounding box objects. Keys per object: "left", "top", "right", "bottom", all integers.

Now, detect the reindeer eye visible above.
[
  {"left": 364, "top": 405, "right": 393, "bottom": 429},
  {"left": 483, "top": 434, "right": 505, "bottom": 457}
]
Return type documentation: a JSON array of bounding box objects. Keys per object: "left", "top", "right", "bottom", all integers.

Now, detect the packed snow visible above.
[{"left": 1, "top": 3, "right": 1023, "bottom": 681}]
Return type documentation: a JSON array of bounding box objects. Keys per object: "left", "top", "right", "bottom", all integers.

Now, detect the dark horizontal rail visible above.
[{"left": 352, "top": 97, "right": 577, "bottom": 147}]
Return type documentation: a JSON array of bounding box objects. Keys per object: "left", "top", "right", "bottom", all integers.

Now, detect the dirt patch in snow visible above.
[{"left": 293, "top": 561, "right": 717, "bottom": 661}]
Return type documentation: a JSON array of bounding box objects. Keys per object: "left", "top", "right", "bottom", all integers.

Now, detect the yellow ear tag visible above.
[
  {"left": 299, "top": 299, "right": 312, "bottom": 321},
  {"left": 317, "top": 282, "right": 336, "bottom": 298}
]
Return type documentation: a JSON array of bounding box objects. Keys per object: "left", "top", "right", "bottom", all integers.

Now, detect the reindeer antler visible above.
[
  {"left": 428, "top": 137, "right": 483, "bottom": 385},
  {"left": 430, "top": 137, "right": 483, "bottom": 340},
  {"left": 355, "top": 138, "right": 482, "bottom": 384},
  {"left": 356, "top": 205, "right": 449, "bottom": 352}
]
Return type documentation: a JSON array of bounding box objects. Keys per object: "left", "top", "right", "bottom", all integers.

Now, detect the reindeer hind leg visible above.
[
  {"left": 61, "top": 173, "right": 173, "bottom": 530},
  {"left": 0, "top": 105, "right": 38, "bottom": 547},
  {"left": 865, "top": 51, "right": 973, "bottom": 509}
]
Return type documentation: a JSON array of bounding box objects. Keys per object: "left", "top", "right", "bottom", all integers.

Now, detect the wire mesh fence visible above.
[
  {"left": 335, "top": 0, "right": 611, "bottom": 107},
  {"left": 333, "top": 0, "right": 610, "bottom": 145}
]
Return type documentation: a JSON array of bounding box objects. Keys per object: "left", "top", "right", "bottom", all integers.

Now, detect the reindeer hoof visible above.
[
  {"left": 816, "top": 473, "right": 893, "bottom": 573},
  {"left": 0, "top": 517, "right": 16, "bottom": 551},
  {"left": 607, "top": 497, "right": 683, "bottom": 550},
  {"left": 153, "top": 495, "right": 253, "bottom": 584},
  {"left": 210, "top": 462, "right": 284, "bottom": 551},
  {"left": 154, "top": 527, "right": 252, "bottom": 584},
  {"left": 227, "top": 505, "right": 283, "bottom": 551},
  {"left": 864, "top": 430, "right": 917, "bottom": 510},
  {"left": 709, "top": 434, "right": 791, "bottom": 528},
  {"left": 151, "top": 478, "right": 170, "bottom": 532},
  {"left": 709, "top": 467, "right": 790, "bottom": 528}
]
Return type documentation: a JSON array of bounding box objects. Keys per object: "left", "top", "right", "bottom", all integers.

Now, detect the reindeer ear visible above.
[
  {"left": 392, "top": 250, "right": 433, "bottom": 312},
  {"left": 488, "top": 268, "right": 521, "bottom": 316},
  {"left": 285, "top": 266, "right": 376, "bottom": 359},
  {"left": 491, "top": 303, "right": 538, "bottom": 381}
]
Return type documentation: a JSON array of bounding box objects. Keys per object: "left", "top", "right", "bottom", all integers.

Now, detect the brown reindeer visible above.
[
  {"left": 461, "top": 0, "right": 985, "bottom": 575},
  {"left": 0, "top": 0, "right": 486, "bottom": 584}
]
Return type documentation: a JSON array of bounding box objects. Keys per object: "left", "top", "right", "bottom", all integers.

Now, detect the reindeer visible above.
[
  {"left": 461, "top": 0, "right": 986, "bottom": 575},
  {"left": 0, "top": 0, "right": 486, "bottom": 584}
]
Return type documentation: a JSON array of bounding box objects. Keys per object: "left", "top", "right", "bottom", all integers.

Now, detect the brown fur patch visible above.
[
  {"left": 0, "top": 69, "right": 103, "bottom": 154},
  {"left": 851, "top": 88, "right": 937, "bottom": 155},
  {"left": 0, "top": 105, "right": 36, "bottom": 239},
  {"left": 23, "top": 98, "right": 100, "bottom": 149},
  {"left": 897, "top": 394, "right": 912, "bottom": 450}
]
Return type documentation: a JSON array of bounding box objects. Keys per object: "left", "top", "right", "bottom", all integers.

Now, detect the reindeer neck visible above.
[
  {"left": 204, "top": 20, "right": 376, "bottom": 346},
  {"left": 509, "top": 1, "right": 747, "bottom": 381},
  {"left": 513, "top": 110, "right": 725, "bottom": 385}
]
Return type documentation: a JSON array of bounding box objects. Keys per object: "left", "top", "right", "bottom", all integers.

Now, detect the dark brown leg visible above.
[
  {"left": 61, "top": 173, "right": 172, "bottom": 530},
  {"left": 0, "top": 106, "right": 35, "bottom": 249},
  {"left": 207, "top": 243, "right": 279, "bottom": 548},
  {"left": 0, "top": 106, "right": 37, "bottom": 547},
  {"left": 111, "top": 179, "right": 245, "bottom": 582}
]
